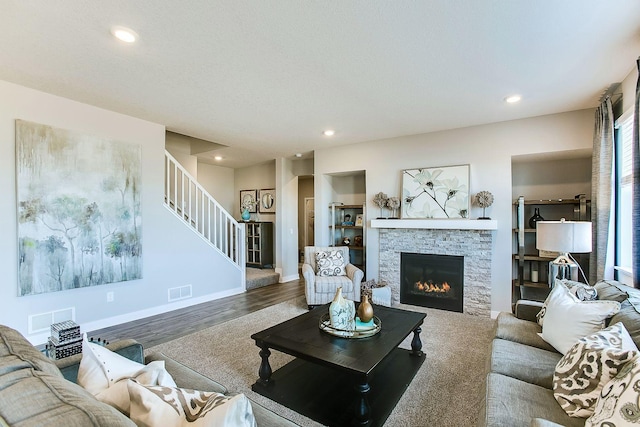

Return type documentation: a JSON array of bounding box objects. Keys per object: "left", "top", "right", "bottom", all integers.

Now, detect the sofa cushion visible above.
[
  {"left": 0, "top": 367, "right": 134, "bottom": 426},
  {"left": 553, "top": 322, "right": 639, "bottom": 418},
  {"left": 594, "top": 279, "right": 633, "bottom": 303},
  {"left": 0, "top": 325, "right": 62, "bottom": 378},
  {"left": 494, "top": 312, "right": 557, "bottom": 353},
  {"left": 541, "top": 281, "right": 620, "bottom": 355},
  {"left": 489, "top": 338, "right": 561, "bottom": 389},
  {"left": 482, "top": 373, "right": 584, "bottom": 427}
]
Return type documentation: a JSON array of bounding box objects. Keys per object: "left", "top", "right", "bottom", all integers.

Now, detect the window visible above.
[{"left": 615, "top": 110, "right": 635, "bottom": 285}]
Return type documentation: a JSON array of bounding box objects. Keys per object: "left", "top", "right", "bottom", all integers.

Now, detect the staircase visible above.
[{"left": 164, "top": 151, "right": 245, "bottom": 286}]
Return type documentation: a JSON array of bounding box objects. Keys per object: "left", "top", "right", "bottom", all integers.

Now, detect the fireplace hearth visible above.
[{"left": 400, "top": 252, "right": 464, "bottom": 312}]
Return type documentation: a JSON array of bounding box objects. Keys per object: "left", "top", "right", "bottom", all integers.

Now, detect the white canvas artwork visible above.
[
  {"left": 16, "top": 120, "right": 142, "bottom": 296},
  {"left": 402, "top": 165, "right": 470, "bottom": 219}
]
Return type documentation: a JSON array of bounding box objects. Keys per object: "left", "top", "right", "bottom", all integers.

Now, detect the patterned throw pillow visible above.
[
  {"left": 315, "top": 250, "right": 346, "bottom": 277},
  {"left": 127, "top": 380, "right": 257, "bottom": 427},
  {"left": 553, "top": 322, "right": 639, "bottom": 418},
  {"left": 563, "top": 279, "right": 598, "bottom": 301},
  {"left": 585, "top": 355, "right": 640, "bottom": 426},
  {"left": 361, "top": 279, "right": 387, "bottom": 299}
]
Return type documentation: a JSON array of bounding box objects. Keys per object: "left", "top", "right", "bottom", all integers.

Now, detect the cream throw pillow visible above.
[
  {"left": 537, "top": 279, "right": 598, "bottom": 326},
  {"left": 553, "top": 322, "right": 639, "bottom": 418},
  {"left": 315, "top": 250, "right": 346, "bottom": 277},
  {"left": 541, "top": 281, "right": 620, "bottom": 355},
  {"left": 127, "top": 380, "right": 257, "bottom": 427},
  {"left": 77, "top": 334, "right": 176, "bottom": 414},
  {"left": 585, "top": 355, "right": 640, "bottom": 426}
]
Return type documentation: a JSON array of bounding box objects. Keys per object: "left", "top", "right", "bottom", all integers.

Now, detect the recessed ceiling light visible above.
[
  {"left": 505, "top": 95, "right": 522, "bottom": 104},
  {"left": 111, "top": 26, "right": 138, "bottom": 43},
  {"left": 295, "top": 153, "right": 302, "bottom": 158},
  {"left": 214, "top": 155, "right": 223, "bottom": 161},
  {"left": 323, "top": 130, "right": 335, "bottom": 137}
]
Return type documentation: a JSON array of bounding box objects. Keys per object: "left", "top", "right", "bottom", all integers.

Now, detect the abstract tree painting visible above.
[
  {"left": 16, "top": 120, "right": 142, "bottom": 296},
  {"left": 402, "top": 165, "right": 470, "bottom": 219}
]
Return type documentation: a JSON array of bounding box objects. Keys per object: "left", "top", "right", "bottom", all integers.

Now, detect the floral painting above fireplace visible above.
[
  {"left": 16, "top": 120, "right": 142, "bottom": 296},
  {"left": 402, "top": 164, "right": 469, "bottom": 219}
]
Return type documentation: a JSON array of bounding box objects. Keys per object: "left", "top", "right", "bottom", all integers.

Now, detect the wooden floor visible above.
[{"left": 88, "top": 278, "right": 305, "bottom": 348}]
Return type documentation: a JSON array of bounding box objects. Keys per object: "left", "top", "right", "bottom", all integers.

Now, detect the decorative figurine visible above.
[{"left": 474, "top": 191, "right": 494, "bottom": 220}]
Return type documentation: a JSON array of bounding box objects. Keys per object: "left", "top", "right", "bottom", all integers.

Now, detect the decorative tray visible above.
[{"left": 319, "top": 313, "right": 381, "bottom": 339}]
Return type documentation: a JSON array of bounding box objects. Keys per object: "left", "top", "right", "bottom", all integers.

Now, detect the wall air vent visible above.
[
  {"left": 168, "top": 285, "right": 192, "bottom": 302},
  {"left": 28, "top": 307, "right": 75, "bottom": 334}
]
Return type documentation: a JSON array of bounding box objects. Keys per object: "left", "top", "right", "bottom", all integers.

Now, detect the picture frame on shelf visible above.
[
  {"left": 355, "top": 214, "right": 364, "bottom": 227},
  {"left": 258, "top": 188, "right": 276, "bottom": 213},
  {"left": 240, "top": 189, "right": 258, "bottom": 213},
  {"left": 401, "top": 164, "right": 470, "bottom": 219}
]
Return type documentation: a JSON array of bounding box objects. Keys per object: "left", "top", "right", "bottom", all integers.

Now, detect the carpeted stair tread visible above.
[{"left": 246, "top": 268, "right": 279, "bottom": 290}]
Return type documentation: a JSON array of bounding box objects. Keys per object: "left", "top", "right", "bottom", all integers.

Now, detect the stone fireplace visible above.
[{"left": 373, "top": 219, "right": 495, "bottom": 317}]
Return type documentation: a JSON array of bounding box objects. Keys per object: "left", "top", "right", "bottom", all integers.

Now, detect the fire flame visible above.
[{"left": 415, "top": 281, "right": 451, "bottom": 293}]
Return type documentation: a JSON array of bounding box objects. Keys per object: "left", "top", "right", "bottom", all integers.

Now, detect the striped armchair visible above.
[{"left": 302, "top": 246, "right": 363, "bottom": 309}]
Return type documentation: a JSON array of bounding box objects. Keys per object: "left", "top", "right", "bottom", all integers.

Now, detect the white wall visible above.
[
  {"left": 621, "top": 63, "right": 638, "bottom": 113},
  {"left": 197, "top": 163, "right": 235, "bottom": 214},
  {"left": 165, "top": 134, "right": 198, "bottom": 178},
  {"left": 275, "top": 158, "right": 300, "bottom": 282},
  {"left": 512, "top": 157, "right": 592, "bottom": 201},
  {"left": 234, "top": 161, "right": 276, "bottom": 221},
  {"left": 0, "top": 80, "right": 243, "bottom": 343},
  {"left": 315, "top": 109, "right": 595, "bottom": 313},
  {"left": 297, "top": 177, "right": 314, "bottom": 252}
]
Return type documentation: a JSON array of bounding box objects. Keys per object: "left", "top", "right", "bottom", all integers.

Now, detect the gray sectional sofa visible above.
[
  {"left": 0, "top": 325, "right": 296, "bottom": 426},
  {"left": 479, "top": 279, "right": 640, "bottom": 427}
]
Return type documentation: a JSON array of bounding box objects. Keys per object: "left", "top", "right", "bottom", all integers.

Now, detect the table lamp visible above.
[{"left": 536, "top": 218, "right": 592, "bottom": 287}]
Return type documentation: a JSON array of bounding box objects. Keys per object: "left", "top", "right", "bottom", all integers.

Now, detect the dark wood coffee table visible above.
[{"left": 251, "top": 304, "right": 426, "bottom": 426}]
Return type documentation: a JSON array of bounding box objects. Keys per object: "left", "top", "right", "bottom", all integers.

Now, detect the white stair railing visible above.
[{"left": 164, "top": 151, "right": 245, "bottom": 274}]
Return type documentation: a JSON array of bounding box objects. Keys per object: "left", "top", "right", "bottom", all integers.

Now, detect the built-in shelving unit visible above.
[
  {"left": 329, "top": 204, "right": 365, "bottom": 274},
  {"left": 512, "top": 195, "right": 590, "bottom": 303}
]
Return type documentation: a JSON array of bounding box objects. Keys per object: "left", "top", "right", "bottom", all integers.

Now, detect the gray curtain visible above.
[
  {"left": 633, "top": 58, "right": 640, "bottom": 287},
  {"left": 590, "top": 97, "right": 615, "bottom": 284}
]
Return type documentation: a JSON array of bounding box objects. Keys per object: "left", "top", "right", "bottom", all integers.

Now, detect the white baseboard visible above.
[
  {"left": 27, "top": 286, "right": 245, "bottom": 346},
  {"left": 279, "top": 273, "right": 300, "bottom": 283}
]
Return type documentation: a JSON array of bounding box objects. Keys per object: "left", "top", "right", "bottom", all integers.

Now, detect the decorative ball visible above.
[
  {"left": 342, "top": 237, "right": 351, "bottom": 246},
  {"left": 475, "top": 191, "right": 494, "bottom": 208}
]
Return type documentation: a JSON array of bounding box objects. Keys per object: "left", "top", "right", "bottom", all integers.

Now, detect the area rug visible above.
[{"left": 149, "top": 297, "right": 495, "bottom": 426}]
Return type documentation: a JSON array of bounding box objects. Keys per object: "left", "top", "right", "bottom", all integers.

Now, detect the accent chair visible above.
[{"left": 302, "top": 246, "right": 363, "bottom": 309}]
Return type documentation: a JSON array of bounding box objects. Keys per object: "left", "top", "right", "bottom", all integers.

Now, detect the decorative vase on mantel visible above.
[
  {"left": 529, "top": 208, "right": 544, "bottom": 228},
  {"left": 241, "top": 208, "right": 251, "bottom": 222},
  {"left": 329, "top": 287, "right": 355, "bottom": 331}
]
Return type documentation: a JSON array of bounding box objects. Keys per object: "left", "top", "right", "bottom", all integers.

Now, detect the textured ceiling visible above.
[{"left": 1, "top": 1, "right": 639, "bottom": 168}]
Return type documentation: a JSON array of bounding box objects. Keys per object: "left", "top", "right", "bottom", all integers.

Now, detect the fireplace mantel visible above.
[{"left": 371, "top": 219, "right": 498, "bottom": 230}]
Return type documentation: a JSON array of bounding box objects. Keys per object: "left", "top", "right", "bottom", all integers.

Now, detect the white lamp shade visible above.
[{"left": 536, "top": 220, "right": 592, "bottom": 253}]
